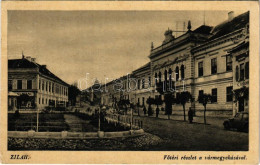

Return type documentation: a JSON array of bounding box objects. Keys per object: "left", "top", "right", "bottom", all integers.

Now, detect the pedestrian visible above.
[
  {"left": 188, "top": 107, "right": 193, "bottom": 123},
  {"left": 156, "top": 106, "right": 160, "bottom": 118},
  {"left": 143, "top": 106, "right": 147, "bottom": 115}
]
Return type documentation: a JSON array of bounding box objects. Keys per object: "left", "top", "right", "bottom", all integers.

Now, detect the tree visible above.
[
  {"left": 164, "top": 93, "right": 175, "bottom": 119},
  {"left": 176, "top": 91, "right": 192, "bottom": 121},
  {"left": 117, "top": 99, "right": 130, "bottom": 114},
  {"left": 156, "top": 81, "right": 175, "bottom": 120},
  {"left": 198, "top": 93, "right": 211, "bottom": 124},
  {"left": 68, "top": 84, "right": 81, "bottom": 106},
  {"left": 154, "top": 97, "right": 163, "bottom": 108},
  {"left": 146, "top": 97, "right": 154, "bottom": 116},
  {"left": 233, "top": 86, "right": 249, "bottom": 103}
]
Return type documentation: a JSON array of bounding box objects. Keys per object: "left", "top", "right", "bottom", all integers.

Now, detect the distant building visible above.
[
  {"left": 8, "top": 56, "right": 69, "bottom": 110},
  {"left": 131, "top": 62, "right": 151, "bottom": 108}
]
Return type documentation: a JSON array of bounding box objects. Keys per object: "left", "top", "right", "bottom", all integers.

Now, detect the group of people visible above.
[{"left": 141, "top": 106, "right": 194, "bottom": 123}]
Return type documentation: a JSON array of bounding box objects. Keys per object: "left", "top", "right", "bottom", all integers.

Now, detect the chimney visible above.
[{"left": 228, "top": 11, "right": 234, "bottom": 21}]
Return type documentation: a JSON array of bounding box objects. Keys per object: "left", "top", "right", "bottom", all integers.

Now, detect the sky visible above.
[{"left": 8, "top": 10, "right": 247, "bottom": 88}]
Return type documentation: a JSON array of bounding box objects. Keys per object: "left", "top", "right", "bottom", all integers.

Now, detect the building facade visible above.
[
  {"left": 101, "top": 11, "right": 249, "bottom": 117},
  {"left": 8, "top": 56, "right": 69, "bottom": 110}
]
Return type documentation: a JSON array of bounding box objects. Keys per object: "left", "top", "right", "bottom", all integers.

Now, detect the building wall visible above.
[
  {"left": 8, "top": 68, "right": 69, "bottom": 110},
  {"left": 37, "top": 75, "right": 68, "bottom": 109},
  {"left": 191, "top": 29, "right": 245, "bottom": 115}
]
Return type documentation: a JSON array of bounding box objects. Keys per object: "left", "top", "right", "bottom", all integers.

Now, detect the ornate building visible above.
[{"left": 102, "top": 11, "right": 249, "bottom": 117}]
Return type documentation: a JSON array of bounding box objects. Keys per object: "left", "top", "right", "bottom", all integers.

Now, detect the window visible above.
[
  {"left": 42, "top": 81, "right": 44, "bottom": 90},
  {"left": 142, "top": 79, "right": 145, "bottom": 88},
  {"left": 17, "top": 80, "right": 22, "bottom": 89},
  {"left": 175, "top": 66, "right": 179, "bottom": 81},
  {"left": 198, "top": 61, "right": 203, "bottom": 77},
  {"left": 164, "top": 70, "right": 167, "bottom": 86},
  {"left": 49, "top": 83, "right": 51, "bottom": 92},
  {"left": 226, "top": 86, "right": 233, "bottom": 102},
  {"left": 226, "top": 55, "right": 232, "bottom": 71},
  {"left": 8, "top": 80, "right": 12, "bottom": 91},
  {"left": 240, "top": 63, "right": 245, "bottom": 81},
  {"left": 46, "top": 82, "right": 48, "bottom": 91},
  {"left": 245, "top": 62, "right": 249, "bottom": 79},
  {"left": 158, "top": 72, "right": 162, "bottom": 83},
  {"left": 236, "top": 66, "right": 239, "bottom": 81},
  {"left": 27, "top": 80, "right": 32, "bottom": 89},
  {"left": 42, "top": 98, "right": 44, "bottom": 104},
  {"left": 52, "top": 83, "right": 54, "bottom": 93},
  {"left": 198, "top": 90, "right": 204, "bottom": 103},
  {"left": 155, "top": 73, "right": 158, "bottom": 85},
  {"left": 211, "top": 58, "right": 217, "bottom": 74},
  {"left": 211, "top": 88, "right": 217, "bottom": 103},
  {"left": 39, "top": 98, "right": 41, "bottom": 104},
  {"left": 181, "top": 65, "right": 185, "bottom": 79},
  {"left": 148, "top": 77, "right": 151, "bottom": 86},
  {"left": 142, "top": 97, "right": 145, "bottom": 106},
  {"left": 169, "top": 68, "right": 172, "bottom": 87},
  {"left": 39, "top": 80, "right": 41, "bottom": 90},
  {"left": 138, "top": 79, "right": 141, "bottom": 89}
]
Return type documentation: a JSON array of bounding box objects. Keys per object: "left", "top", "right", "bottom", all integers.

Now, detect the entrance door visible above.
[{"left": 238, "top": 98, "right": 244, "bottom": 112}]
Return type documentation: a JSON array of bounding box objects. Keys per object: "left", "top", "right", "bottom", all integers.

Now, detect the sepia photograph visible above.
[
  {"left": 7, "top": 9, "right": 250, "bottom": 151},
  {"left": 1, "top": 1, "right": 259, "bottom": 164}
]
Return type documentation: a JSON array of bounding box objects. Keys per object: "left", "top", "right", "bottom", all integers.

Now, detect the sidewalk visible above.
[{"left": 129, "top": 111, "right": 227, "bottom": 129}]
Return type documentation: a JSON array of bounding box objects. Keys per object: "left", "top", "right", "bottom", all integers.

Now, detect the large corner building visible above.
[{"left": 8, "top": 56, "right": 69, "bottom": 110}]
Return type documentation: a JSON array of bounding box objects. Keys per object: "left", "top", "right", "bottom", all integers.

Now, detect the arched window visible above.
[
  {"left": 169, "top": 68, "right": 172, "bottom": 87},
  {"left": 138, "top": 79, "right": 141, "bottom": 89},
  {"left": 175, "top": 66, "right": 179, "bottom": 81},
  {"left": 236, "top": 66, "right": 239, "bottom": 82},
  {"left": 164, "top": 70, "right": 167, "bottom": 81},
  {"left": 158, "top": 72, "right": 162, "bottom": 83},
  {"left": 155, "top": 73, "right": 158, "bottom": 85},
  {"left": 164, "top": 70, "right": 168, "bottom": 88},
  {"left": 181, "top": 65, "right": 185, "bottom": 79}
]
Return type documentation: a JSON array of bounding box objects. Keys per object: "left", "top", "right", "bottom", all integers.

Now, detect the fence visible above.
[{"left": 105, "top": 113, "right": 143, "bottom": 129}]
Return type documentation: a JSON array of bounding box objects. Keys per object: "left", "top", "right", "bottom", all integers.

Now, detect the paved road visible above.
[
  {"left": 132, "top": 111, "right": 227, "bottom": 129},
  {"left": 132, "top": 115, "right": 248, "bottom": 151}
]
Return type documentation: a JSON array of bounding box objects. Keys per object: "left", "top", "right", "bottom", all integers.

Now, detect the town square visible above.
[{"left": 7, "top": 10, "right": 249, "bottom": 151}]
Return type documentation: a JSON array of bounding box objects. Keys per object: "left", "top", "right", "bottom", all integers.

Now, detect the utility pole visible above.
[
  {"left": 98, "top": 107, "right": 101, "bottom": 131},
  {"left": 36, "top": 108, "right": 39, "bottom": 132}
]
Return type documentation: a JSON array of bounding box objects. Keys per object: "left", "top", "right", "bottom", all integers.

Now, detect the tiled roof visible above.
[
  {"left": 209, "top": 11, "right": 249, "bottom": 40},
  {"left": 133, "top": 62, "right": 150, "bottom": 73},
  {"left": 193, "top": 25, "right": 213, "bottom": 35},
  {"left": 8, "top": 58, "right": 69, "bottom": 86}
]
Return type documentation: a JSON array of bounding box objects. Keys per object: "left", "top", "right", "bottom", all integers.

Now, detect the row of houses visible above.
[{"left": 101, "top": 11, "right": 249, "bottom": 116}]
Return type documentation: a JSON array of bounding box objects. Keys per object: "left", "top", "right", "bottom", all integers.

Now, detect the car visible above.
[{"left": 223, "top": 112, "right": 249, "bottom": 132}]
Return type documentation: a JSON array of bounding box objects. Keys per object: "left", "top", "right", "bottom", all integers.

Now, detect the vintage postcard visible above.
[{"left": 0, "top": 1, "right": 259, "bottom": 164}]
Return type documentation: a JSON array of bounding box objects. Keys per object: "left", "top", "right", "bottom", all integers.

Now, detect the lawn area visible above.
[
  {"left": 8, "top": 112, "right": 130, "bottom": 132},
  {"left": 8, "top": 113, "right": 69, "bottom": 132}
]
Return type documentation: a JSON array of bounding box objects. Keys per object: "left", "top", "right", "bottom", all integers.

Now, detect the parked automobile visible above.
[{"left": 223, "top": 112, "right": 248, "bottom": 132}]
